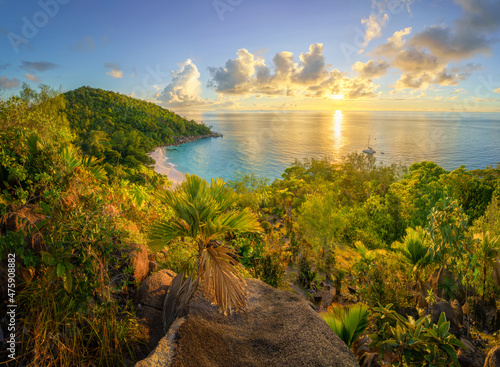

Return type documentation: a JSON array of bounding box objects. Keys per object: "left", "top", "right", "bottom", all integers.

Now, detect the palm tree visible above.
[
  {"left": 150, "top": 174, "right": 262, "bottom": 332},
  {"left": 476, "top": 232, "right": 500, "bottom": 301},
  {"left": 321, "top": 303, "right": 370, "bottom": 350},
  {"left": 397, "top": 227, "right": 433, "bottom": 290}
]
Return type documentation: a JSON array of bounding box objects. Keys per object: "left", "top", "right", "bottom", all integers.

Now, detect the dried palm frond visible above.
[
  {"left": 198, "top": 244, "right": 247, "bottom": 314},
  {"left": 163, "top": 271, "right": 198, "bottom": 333}
]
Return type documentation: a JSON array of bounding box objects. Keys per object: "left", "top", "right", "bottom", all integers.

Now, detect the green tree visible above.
[
  {"left": 396, "top": 227, "right": 432, "bottom": 287},
  {"left": 391, "top": 161, "right": 447, "bottom": 229},
  {"left": 475, "top": 232, "right": 500, "bottom": 300},
  {"left": 150, "top": 174, "right": 262, "bottom": 332}
]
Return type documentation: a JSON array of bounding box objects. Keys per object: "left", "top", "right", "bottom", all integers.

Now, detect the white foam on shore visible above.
[{"left": 148, "top": 147, "right": 186, "bottom": 186}]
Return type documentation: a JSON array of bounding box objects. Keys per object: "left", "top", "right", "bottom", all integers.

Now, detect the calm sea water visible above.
[{"left": 164, "top": 111, "right": 500, "bottom": 182}]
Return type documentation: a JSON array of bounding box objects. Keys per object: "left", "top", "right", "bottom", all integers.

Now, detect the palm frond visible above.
[
  {"left": 344, "top": 304, "right": 370, "bottom": 348},
  {"left": 321, "top": 303, "right": 370, "bottom": 349},
  {"left": 398, "top": 227, "right": 431, "bottom": 270},
  {"left": 198, "top": 245, "right": 247, "bottom": 314},
  {"left": 59, "top": 144, "right": 81, "bottom": 172},
  {"left": 163, "top": 271, "right": 198, "bottom": 333},
  {"left": 81, "top": 155, "right": 107, "bottom": 181},
  {"left": 149, "top": 218, "right": 191, "bottom": 252}
]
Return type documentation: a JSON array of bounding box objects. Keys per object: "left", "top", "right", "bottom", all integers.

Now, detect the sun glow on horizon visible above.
[{"left": 333, "top": 110, "right": 343, "bottom": 138}]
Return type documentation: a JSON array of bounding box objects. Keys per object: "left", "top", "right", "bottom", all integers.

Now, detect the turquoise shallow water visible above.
[{"left": 164, "top": 110, "right": 500, "bottom": 182}]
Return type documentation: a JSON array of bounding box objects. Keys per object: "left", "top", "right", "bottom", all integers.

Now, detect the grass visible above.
[{"left": 16, "top": 274, "right": 147, "bottom": 367}]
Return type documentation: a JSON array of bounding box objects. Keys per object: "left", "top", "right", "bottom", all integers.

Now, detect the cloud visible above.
[
  {"left": 394, "top": 67, "right": 463, "bottom": 90},
  {"left": 208, "top": 49, "right": 270, "bottom": 94},
  {"left": 104, "top": 63, "right": 123, "bottom": 79},
  {"left": 208, "top": 44, "right": 378, "bottom": 100},
  {"left": 372, "top": 27, "right": 412, "bottom": 57},
  {"left": 0, "top": 76, "right": 20, "bottom": 89},
  {"left": 25, "top": 73, "right": 41, "bottom": 82},
  {"left": 293, "top": 43, "right": 327, "bottom": 84},
  {"left": 0, "top": 63, "right": 9, "bottom": 70},
  {"left": 361, "top": 14, "right": 389, "bottom": 47},
  {"left": 272, "top": 51, "right": 296, "bottom": 81},
  {"left": 158, "top": 59, "right": 207, "bottom": 107},
  {"left": 352, "top": 60, "right": 389, "bottom": 78},
  {"left": 408, "top": 0, "right": 500, "bottom": 62},
  {"left": 20, "top": 61, "right": 59, "bottom": 72},
  {"left": 75, "top": 36, "right": 95, "bottom": 53},
  {"left": 494, "top": 88, "right": 500, "bottom": 93},
  {"left": 393, "top": 48, "right": 441, "bottom": 72},
  {"left": 369, "top": 26, "right": 479, "bottom": 90}
]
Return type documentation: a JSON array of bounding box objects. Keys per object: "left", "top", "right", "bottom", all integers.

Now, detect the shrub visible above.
[
  {"left": 369, "top": 304, "right": 465, "bottom": 366},
  {"left": 321, "top": 303, "right": 370, "bottom": 349}
]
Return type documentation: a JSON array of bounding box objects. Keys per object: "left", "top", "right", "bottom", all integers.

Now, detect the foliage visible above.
[
  {"left": 353, "top": 243, "right": 412, "bottom": 307},
  {"left": 427, "top": 197, "right": 472, "bottom": 269},
  {"left": 474, "top": 232, "right": 500, "bottom": 299},
  {"left": 234, "top": 232, "right": 290, "bottom": 287},
  {"left": 17, "top": 277, "right": 145, "bottom": 366},
  {"left": 321, "top": 303, "right": 370, "bottom": 349},
  {"left": 395, "top": 227, "right": 432, "bottom": 283},
  {"left": 370, "top": 304, "right": 466, "bottom": 366},
  {"left": 64, "top": 86, "right": 212, "bottom": 179},
  {"left": 298, "top": 256, "right": 317, "bottom": 288},
  {"left": 390, "top": 161, "right": 447, "bottom": 229},
  {"left": 150, "top": 174, "right": 262, "bottom": 331},
  {"left": 227, "top": 172, "right": 271, "bottom": 210}
]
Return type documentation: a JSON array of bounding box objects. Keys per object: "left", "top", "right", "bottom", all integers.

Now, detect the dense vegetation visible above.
[
  {"left": 64, "top": 86, "right": 211, "bottom": 180},
  {"left": 1, "top": 85, "right": 500, "bottom": 366}
]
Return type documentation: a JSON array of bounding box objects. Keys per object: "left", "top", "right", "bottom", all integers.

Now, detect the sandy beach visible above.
[{"left": 149, "top": 147, "right": 186, "bottom": 186}]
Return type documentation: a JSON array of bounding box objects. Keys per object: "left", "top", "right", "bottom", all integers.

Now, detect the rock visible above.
[
  {"left": 484, "top": 345, "right": 500, "bottom": 367},
  {"left": 314, "top": 285, "right": 336, "bottom": 311},
  {"left": 136, "top": 317, "right": 185, "bottom": 367},
  {"left": 171, "top": 133, "right": 223, "bottom": 146},
  {"left": 148, "top": 261, "right": 159, "bottom": 274},
  {"left": 137, "top": 279, "right": 359, "bottom": 367},
  {"left": 416, "top": 293, "right": 428, "bottom": 308},
  {"left": 493, "top": 260, "right": 500, "bottom": 288},
  {"left": 457, "top": 338, "right": 485, "bottom": 367},
  {"left": 137, "top": 269, "right": 176, "bottom": 310},
  {"left": 396, "top": 306, "right": 419, "bottom": 321},
  {"left": 359, "top": 353, "right": 380, "bottom": 367},
  {"left": 491, "top": 308, "right": 500, "bottom": 332},
  {"left": 122, "top": 243, "right": 150, "bottom": 282},
  {"left": 462, "top": 297, "right": 486, "bottom": 329},
  {"left": 452, "top": 299, "right": 464, "bottom": 325},
  {"left": 429, "top": 298, "right": 461, "bottom": 337},
  {"left": 136, "top": 270, "right": 176, "bottom": 350},
  {"left": 427, "top": 267, "right": 464, "bottom": 301}
]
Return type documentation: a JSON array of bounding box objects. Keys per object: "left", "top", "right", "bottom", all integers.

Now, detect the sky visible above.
[{"left": 1, "top": 0, "right": 500, "bottom": 112}]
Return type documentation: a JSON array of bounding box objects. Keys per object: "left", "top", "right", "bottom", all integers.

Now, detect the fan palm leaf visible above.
[
  {"left": 321, "top": 303, "right": 370, "bottom": 349},
  {"left": 162, "top": 271, "right": 198, "bottom": 333},
  {"left": 151, "top": 174, "right": 262, "bottom": 331},
  {"left": 199, "top": 245, "right": 247, "bottom": 313}
]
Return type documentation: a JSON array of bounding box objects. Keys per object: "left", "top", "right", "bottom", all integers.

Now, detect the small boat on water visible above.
[{"left": 362, "top": 135, "right": 376, "bottom": 154}]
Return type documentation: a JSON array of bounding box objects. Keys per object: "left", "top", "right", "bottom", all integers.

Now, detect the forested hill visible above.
[{"left": 64, "top": 86, "right": 211, "bottom": 169}]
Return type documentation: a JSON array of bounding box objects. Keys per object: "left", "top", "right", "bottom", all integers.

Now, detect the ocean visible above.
[{"left": 163, "top": 110, "right": 500, "bottom": 182}]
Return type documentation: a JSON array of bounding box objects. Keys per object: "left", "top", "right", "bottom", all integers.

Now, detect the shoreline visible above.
[
  {"left": 148, "top": 133, "right": 223, "bottom": 185},
  {"left": 148, "top": 147, "right": 186, "bottom": 186}
]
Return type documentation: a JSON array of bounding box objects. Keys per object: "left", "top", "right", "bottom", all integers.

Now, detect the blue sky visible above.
[{"left": 1, "top": 0, "right": 500, "bottom": 111}]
